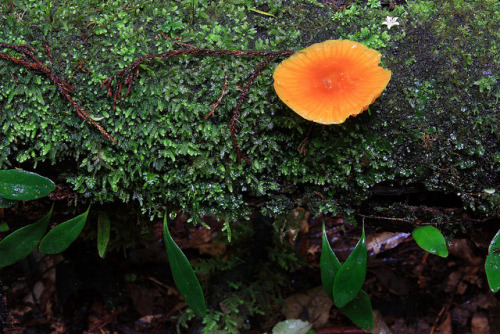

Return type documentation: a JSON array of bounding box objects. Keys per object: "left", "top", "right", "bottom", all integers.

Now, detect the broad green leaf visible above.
[
  {"left": 97, "top": 211, "right": 111, "bottom": 258},
  {"left": 320, "top": 223, "right": 341, "bottom": 301},
  {"left": 485, "top": 229, "right": 500, "bottom": 292},
  {"left": 39, "top": 206, "right": 90, "bottom": 254},
  {"left": 333, "top": 227, "right": 367, "bottom": 308},
  {"left": 0, "top": 206, "right": 53, "bottom": 267},
  {"left": 0, "top": 169, "right": 55, "bottom": 200},
  {"left": 163, "top": 215, "right": 206, "bottom": 317},
  {"left": 339, "top": 289, "right": 374, "bottom": 331},
  {"left": 412, "top": 226, "right": 448, "bottom": 257},
  {"left": 0, "top": 196, "right": 16, "bottom": 208},
  {"left": 272, "top": 319, "right": 313, "bottom": 334}
]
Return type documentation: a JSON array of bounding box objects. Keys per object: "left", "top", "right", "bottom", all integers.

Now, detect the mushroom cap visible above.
[{"left": 273, "top": 40, "right": 392, "bottom": 124}]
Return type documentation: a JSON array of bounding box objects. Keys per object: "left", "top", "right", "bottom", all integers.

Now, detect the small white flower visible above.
[{"left": 382, "top": 16, "right": 400, "bottom": 30}]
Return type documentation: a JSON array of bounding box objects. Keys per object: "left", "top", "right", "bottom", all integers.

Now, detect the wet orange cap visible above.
[{"left": 273, "top": 40, "right": 391, "bottom": 124}]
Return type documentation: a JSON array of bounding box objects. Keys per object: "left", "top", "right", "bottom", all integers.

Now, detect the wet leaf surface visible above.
[{"left": 0, "top": 170, "right": 55, "bottom": 201}]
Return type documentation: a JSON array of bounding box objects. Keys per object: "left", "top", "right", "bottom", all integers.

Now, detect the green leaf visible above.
[
  {"left": 333, "top": 227, "right": 367, "bottom": 308},
  {"left": 97, "top": 211, "right": 111, "bottom": 258},
  {"left": 272, "top": 319, "right": 313, "bottom": 334},
  {"left": 485, "top": 229, "right": 500, "bottom": 292},
  {"left": 412, "top": 226, "right": 448, "bottom": 257},
  {"left": 163, "top": 215, "right": 206, "bottom": 317},
  {"left": 0, "top": 206, "right": 53, "bottom": 267},
  {"left": 320, "top": 223, "right": 341, "bottom": 300},
  {"left": 339, "top": 289, "right": 374, "bottom": 331},
  {"left": 0, "top": 196, "right": 16, "bottom": 208},
  {"left": 39, "top": 206, "right": 90, "bottom": 254},
  {"left": 0, "top": 169, "right": 55, "bottom": 200}
]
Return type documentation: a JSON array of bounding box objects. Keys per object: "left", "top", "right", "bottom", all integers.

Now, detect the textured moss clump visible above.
[{"left": 1, "top": 0, "right": 498, "bottom": 226}]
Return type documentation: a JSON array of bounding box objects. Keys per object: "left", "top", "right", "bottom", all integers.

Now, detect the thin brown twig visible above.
[
  {"left": 1, "top": 43, "right": 116, "bottom": 143},
  {"left": 205, "top": 70, "right": 228, "bottom": 119}
]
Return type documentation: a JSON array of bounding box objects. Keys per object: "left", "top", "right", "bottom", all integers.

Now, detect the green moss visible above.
[{"left": 1, "top": 0, "right": 499, "bottom": 226}]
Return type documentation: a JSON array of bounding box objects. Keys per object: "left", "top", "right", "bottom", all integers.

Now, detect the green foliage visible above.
[
  {"left": 163, "top": 214, "right": 207, "bottom": 317},
  {"left": 39, "top": 206, "right": 90, "bottom": 254},
  {"left": 0, "top": 169, "right": 55, "bottom": 200},
  {"left": 0, "top": 197, "right": 15, "bottom": 209},
  {"left": 97, "top": 211, "right": 111, "bottom": 258},
  {"left": 320, "top": 224, "right": 373, "bottom": 331},
  {"left": 0, "top": 170, "right": 90, "bottom": 266},
  {"left": 320, "top": 224, "right": 341, "bottom": 301},
  {"left": 333, "top": 227, "right": 367, "bottom": 308},
  {"left": 485, "top": 229, "right": 500, "bottom": 293},
  {"left": 339, "top": 290, "right": 374, "bottom": 331},
  {"left": 412, "top": 225, "right": 449, "bottom": 258},
  {"left": 0, "top": 206, "right": 52, "bottom": 268},
  {"left": 1, "top": 0, "right": 498, "bottom": 227}
]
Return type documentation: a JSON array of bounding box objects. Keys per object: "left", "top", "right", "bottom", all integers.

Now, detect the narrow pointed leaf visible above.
[
  {"left": 39, "top": 206, "right": 90, "bottom": 254},
  {"left": 339, "top": 289, "right": 374, "bottom": 331},
  {"left": 320, "top": 223, "right": 341, "bottom": 300},
  {"left": 0, "top": 169, "right": 55, "bottom": 200},
  {"left": 0, "top": 206, "right": 53, "bottom": 267},
  {"left": 485, "top": 229, "right": 500, "bottom": 292},
  {"left": 0, "top": 196, "right": 16, "bottom": 208},
  {"left": 412, "top": 226, "right": 448, "bottom": 257},
  {"left": 163, "top": 215, "right": 206, "bottom": 317},
  {"left": 97, "top": 211, "right": 111, "bottom": 258},
  {"left": 333, "top": 227, "right": 367, "bottom": 308}
]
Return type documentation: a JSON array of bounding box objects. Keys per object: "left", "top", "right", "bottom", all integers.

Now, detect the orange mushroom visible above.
[{"left": 273, "top": 40, "right": 391, "bottom": 124}]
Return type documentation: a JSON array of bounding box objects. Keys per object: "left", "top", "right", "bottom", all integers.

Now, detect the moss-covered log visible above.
[{"left": 1, "top": 0, "right": 498, "bottom": 227}]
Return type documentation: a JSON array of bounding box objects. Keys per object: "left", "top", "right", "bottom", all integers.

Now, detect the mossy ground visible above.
[
  {"left": 1, "top": 0, "right": 499, "bottom": 226},
  {"left": 1, "top": 1, "right": 499, "bottom": 332}
]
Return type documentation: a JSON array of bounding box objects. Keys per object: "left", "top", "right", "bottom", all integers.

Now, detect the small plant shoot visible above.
[
  {"left": 412, "top": 226, "right": 449, "bottom": 258},
  {"left": 163, "top": 214, "right": 207, "bottom": 317},
  {"left": 320, "top": 223, "right": 373, "bottom": 331},
  {"left": 485, "top": 229, "right": 500, "bottom": 293}
]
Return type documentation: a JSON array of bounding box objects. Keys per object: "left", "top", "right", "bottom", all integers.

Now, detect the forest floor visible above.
[{"left": 1, "top": 200, "right": 499, "bottom": 334}]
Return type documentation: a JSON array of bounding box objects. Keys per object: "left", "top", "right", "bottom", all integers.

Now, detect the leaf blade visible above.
[
  {"left": 485, "top": 229, "right": 500, "bottom": 292},
  {"left": 39, "top": 206, "right": 90, "bottom": 254},
  {"left": 0, "top": 206, "right": 53, "bottom": 267},
  {"left": 163, "top": 215, "right": 206, "bottom": 317},
  {"left": 412, "top": 226, "right": 448, "bottom": 257},
  {"left": 97, "top": 211, "right": 111, "bottom": 258},
  {"left": 333, "top": 227, "right": 367, "bottom": 308},
  {"left": 320, "top": 223, "right": 341, "bottom": 300},
  {"left": 0, "top": 169, "right": 55, "bottom": 200},
  {"left": 339, "top": 289, "right": 374, "bottom": 331}
]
